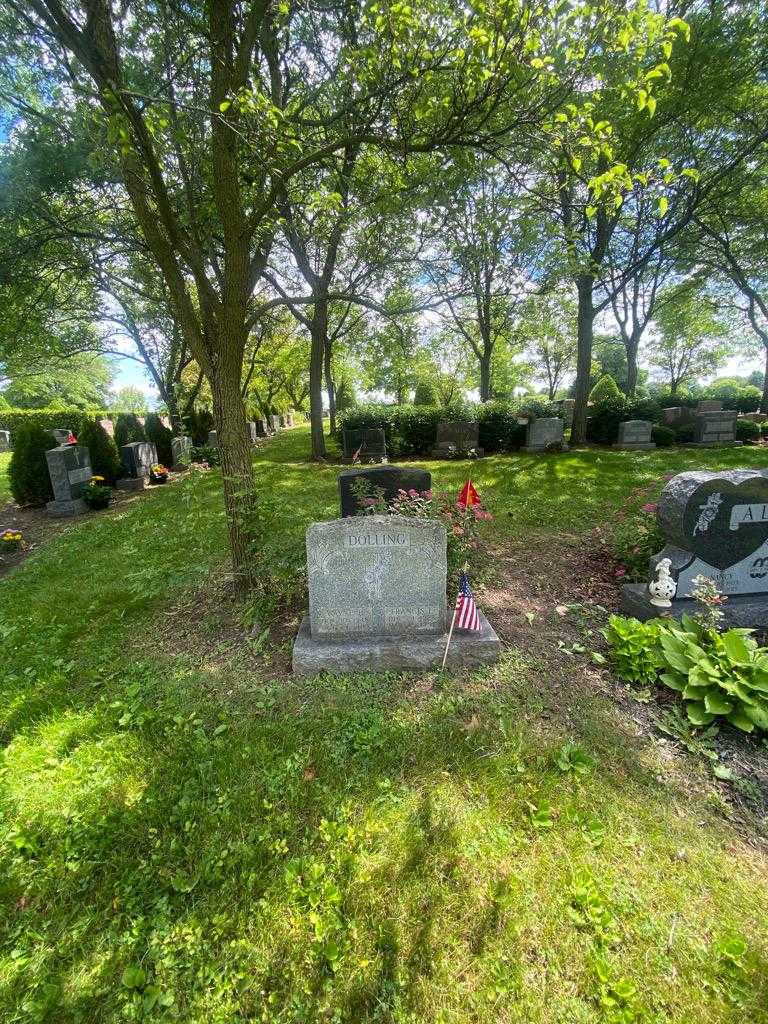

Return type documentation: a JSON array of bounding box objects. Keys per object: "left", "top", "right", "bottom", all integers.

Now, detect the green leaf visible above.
[
  {"left": 219, "top": 100, "right": 231, "bottom": 113},
  {"left": 704, "top": 692, "right": 733, "bottom": 715},
  {"left": 712, "top": 762, "right": 734, "bottom": 781},
  {"left": 726, "top": 708, "right": 755, "bottom": 732},
  {"left": 723, "top": 631, "right": 751, "bottom": 665},
  {"left": 685, "top": 701, "right": 715, "bottom": 726},
  {"left": 657, "top": 196, "right": 669, "bottom": 216},
  {"left": 121, "top": 966, "right": 146, "bottom": 990}
]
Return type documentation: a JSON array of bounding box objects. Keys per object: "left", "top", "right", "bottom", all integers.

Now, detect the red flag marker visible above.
[
  {"left": 66, "top": 431, "right": 77, "bottom": 445},
  {"left": 457, "top": 479, "right": 479, "bottom": 508}
]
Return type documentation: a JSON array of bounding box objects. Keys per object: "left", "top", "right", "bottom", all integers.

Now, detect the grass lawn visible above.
[{"left": 1, "top": 428, "right": 768, "bottom": 1022}]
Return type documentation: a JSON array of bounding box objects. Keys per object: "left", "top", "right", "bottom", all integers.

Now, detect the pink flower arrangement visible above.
[{"left": 640, "top": 503, "right": 658, "bottom": 514}]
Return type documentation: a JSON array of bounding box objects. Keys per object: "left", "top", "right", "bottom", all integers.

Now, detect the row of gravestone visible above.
[
  {"left": 343, "top": 417, "right": 569, "bottom": 460},
  {"left": 44, "top": 436, "right": 197, "bottom": 516},
  {"left": 207, "top": 413, "right": 294, "bottom": 447}
]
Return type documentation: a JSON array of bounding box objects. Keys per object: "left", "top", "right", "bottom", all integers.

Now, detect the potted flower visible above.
[
  {"left": 81, "top": 476, "right": 112, "bottom": 510},
  {"left": 150, "top": 463, "right": 170, "bottom": 484},
  {"left": 0, "top": 528, "right": 24, "bottom": 554}
]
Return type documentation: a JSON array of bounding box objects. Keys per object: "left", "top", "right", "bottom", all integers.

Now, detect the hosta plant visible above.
[{"left": 605, "top": 614, "right": 768, "bottom": 733}]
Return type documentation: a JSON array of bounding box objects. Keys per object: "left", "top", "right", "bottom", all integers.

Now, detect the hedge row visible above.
[
  {"left": 0, "top": 407, "right": 110, "bottom": 437},
  {"left": 338, "top": 398, "right": 558, "bottom": 454}
]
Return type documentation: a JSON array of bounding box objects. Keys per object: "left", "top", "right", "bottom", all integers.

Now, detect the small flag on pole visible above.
[
  {"left": 441, "top": 568, "right": 482, "bottom": 669},
  {"left": 457, "top": 479, "right": 479, "bottom": 508},
  {"left": 455, "top": 569, "right": 481, "bottom": 631}
]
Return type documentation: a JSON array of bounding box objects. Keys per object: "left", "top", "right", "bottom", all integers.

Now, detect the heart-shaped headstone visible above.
[{"left": 667, "top": 473, "right": 768, "bottom": 571}]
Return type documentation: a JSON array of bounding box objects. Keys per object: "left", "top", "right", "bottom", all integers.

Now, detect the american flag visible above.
[{"left": 454, "top": 570, "right": 481, "bottom": 631}]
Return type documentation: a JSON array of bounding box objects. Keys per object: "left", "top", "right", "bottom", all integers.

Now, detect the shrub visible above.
[
  {"left": 78, "top": 418, "right": 122, "bottom": 485},
  {"left": 589, "top": 375, "right": 623, "bottom": 404},
  {"left": 413, "top": 378, "right": 439, "bottom": 406},
  {"left": 476, "top": 401, "right": 523, "bottom": 452},
  {"left": 735, "top": 418, "right": 760, "bottom": 443},
  {"left": 114, "top": 413, "right": 147, "bottom": 450},
  {"left": 8, "top": 424, "right": 57, "bottom": 505},
  {"left": 145, "top": 412, "right": 174, "bottom": 466},
  {"left": 586, "top": 397, "right": 660, "bottom": 445},
  {"left": 184, "top": 408, "right": 215, "bottom": 445},
  {"left": 674, "top": 423, "right": 695, "bottom": 444},
  {"left": 0, "top": 407, "right": 108, "bottom": 440},
  {"left": 191, "top": 444, "right": 221, "bottom": 467},
  {"left": 81, "top": 479, "right": 112, "bottom": 510},
  {"left": 651, "top": 425, "right": 675, "bottom": 447},
  {"left": 761, "top": 422, "right": 768, "bottom": 439},
  {"left": 605, "top": 614, "right": 768, "bottom": 733},
  {"left": 612, "top": 491, "right": 665, "bottom": 579}
]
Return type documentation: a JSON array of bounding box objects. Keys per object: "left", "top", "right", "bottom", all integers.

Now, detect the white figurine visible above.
[{"left": 648, "top": 557, "right": 677, "bottom": 608}]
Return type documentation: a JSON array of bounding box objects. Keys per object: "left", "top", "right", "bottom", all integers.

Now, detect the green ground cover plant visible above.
[{"left": 1, "top": 429, "right": 768, "bottom": 1022}]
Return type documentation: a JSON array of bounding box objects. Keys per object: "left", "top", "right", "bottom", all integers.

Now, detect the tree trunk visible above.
[
  {"left": 571, "top": 275, "right": 595, "bottom": 445},
  {"left": 625, "top": 330, "right": 641, "bottom": 397},
  {"left": 165, "top": 389, "right": 184, "bottom": 436},
  {"left": 209, "top": 323, "right": 257, "bottom": 590},
  {"left": 479, "top": 352, "right": 492, "bottom": 402},
  {"left": 309, "top": 299, "right": 328, "bottom": 460},
  {"left": 762, "top": 346, "right": 768, "bottom": 414},
  {"left": 324, "top": 337, "right": 336, "bottom": 436}
]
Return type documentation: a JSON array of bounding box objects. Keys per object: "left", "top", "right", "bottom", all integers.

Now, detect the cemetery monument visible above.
[
  {"left": 45, "top": 444, "right": 92, "bottom": 517},
  {"left": 293, "top": 515, "right": 501, "bottom": 674},
  {"left": 338, "top": 464, "right": 431, "bottom": 518},
  {"left": 524, "top": 417, "right": 567, "bottom": 453},
  {"left": 621, "top": 469, "right": 768, "bottom": 627},
  {"left": 613, "top": 420, "right": 656, "bottom": 451},
  {"left": 432, "top": 421, "right": 483, "bottom": 457}
]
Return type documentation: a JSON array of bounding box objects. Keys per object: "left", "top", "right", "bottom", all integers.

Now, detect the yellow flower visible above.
[{"left": 92, "top": 475, "right": 105, "bottom": 482}]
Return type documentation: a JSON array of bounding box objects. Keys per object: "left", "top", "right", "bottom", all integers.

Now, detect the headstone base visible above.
[
  {"left": 620, "top": 583, "right": 768, "bottom": 629},
  {"left": 611, "top": 442, "right": 656, "bottom": 450},
  {"left": 46, "top": 497, "right": 87, "bottom": 518},
  {"left": 523, "top": 444, "right": 569, "bottom": 453},
  {"left": 682, "top": 441, "right": 743, "bottom": 448},
  {"left": 292, "top": 610, "right": 501, "bottom": 676},
  {"left": 116, "top": 477, "right": 146, "bottom": 492},
  {"left": 431, "top": 444, "right": 485, "bottom": 458}
]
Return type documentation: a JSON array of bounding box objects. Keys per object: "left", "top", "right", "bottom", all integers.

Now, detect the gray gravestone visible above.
[
  {"left": 613, "top": 420, "right": 656, "bottom": 450},
  {"left": 691, "top": 410, "right": 739, "bottom": 446},
  {"left": 621, "top": 470, "right": 768, "bottom": 627},
  {"left": 0, "top": 430, "right": 10, "bottom": 452},
  {"left": 207, "top": 430, "right": 219, "bottom": 447},
  {"left": 45, "top": 445, "right": 92, "bottom": 517},
  {"left": 524, "top": 417, "right": 567, "bottom": 453},
  {"left": 286, "top": 412, "right": 295, "bottom": 426},
  {"left": 293, "top": 514, "right": 500, "bottom": 674},
  {"left": 432, "top": 421, "right": 482, "bottom": 457},
  {"left": 246, "top": 420, "right": 258, "bottom": 444},
  {"left": 697, "top": 400, "right": 723, "bottom": 413},
  {"left": 254, "top": 418, "right": 268, "bottom": 437},
  {"left": 269, "top": 415, "right": 281, "bottom": 432},
  {"left": 117, "top": 441, "right": 157, "bottom": 491},
  {"left": 171, "top": 435, "right": 193, "bottom": 468},
  {"left": 338, "top": 464, "right": 431, "bottom": 518},
  {"left": 662, "top": 406, "right": 694, "bottom": 427},
  {"left": 342, "top": 427, "right": 387, "bottom": 461}
]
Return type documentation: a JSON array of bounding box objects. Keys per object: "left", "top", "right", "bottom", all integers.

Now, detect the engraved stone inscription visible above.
[{"left": 307, "top": 515, "right": 447, "bottom": 640}]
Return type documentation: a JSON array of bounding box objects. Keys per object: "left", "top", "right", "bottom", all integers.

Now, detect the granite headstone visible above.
[
  {"left": 207, "top": 430, "right": 219, "bottom": 447},
  {"left": 254, "top": 418, "right": 268, "bottom": 437},
  {"left": 662, "top": 406, "right": 695, "bottom": 427},
  {"left": 692, "top": 410, "right": 739, "bottom": 446},
  {"left": 0, "top": 430, "right": 10, "bottom": 452},
  {"left": 697, "top": 400, "right": 723, "bottom": 413},
  {"left": 621, "top": 469, "right": 768, "bottom": 627},
  {"left": 45, "top": 444, "right": 92, "bottom": 517},
  {"left": 432, "top": 421, "right": 482, "bottom": 456},
  {"left": 117, "top": 441, "right": 157, "bottom": 490},
  {"left": 613, "top": 420, "right": 656, "bottom": 450},
  {"left": 293, "top": 514, "right": 501, "bottom": 674},
  {"left": 269, "top": 414, "right": 281, "bottom": 432},
  {"left": 338, "top": 464, "right": 431, "bottom": 518},
  {"left": 524, "top": 417, "right": 567, "bottom": 453},
  {"left": 342, "top": 427, "right": 387, "bottom": 461}
]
